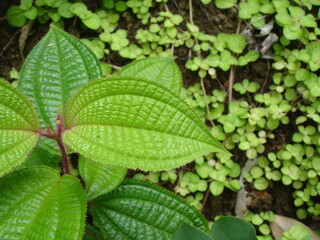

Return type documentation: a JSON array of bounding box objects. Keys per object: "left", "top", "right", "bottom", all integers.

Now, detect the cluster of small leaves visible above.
[
  {"left": 135, "top": 11, "right": 184, "bottom": 57},
  {"left": 127, "top": 0, "right": 168, "bottom": 24},
  {"left": 240, "top": 0, "right": 320, "bottom": 221},
  {"left": 7, "top": 0, "right": 88, "bottom": 28},
  {"left": 243, "top": 211, "right": 275, "bottom": 239},
  {"left": 180, "top": 0, "right": 320, "bottom": 227}
]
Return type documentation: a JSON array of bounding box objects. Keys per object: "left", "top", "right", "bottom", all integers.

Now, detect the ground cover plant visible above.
[{"left": 1, "top": 0, "right": 320, "bottom": 239}]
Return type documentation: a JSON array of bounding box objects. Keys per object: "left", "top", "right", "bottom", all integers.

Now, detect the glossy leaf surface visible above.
[
  {"left": 90, "top": 179, "right": 208, "bottom": 240},
  {"left": 172, "top": 223, "right": 212, "bottom": 240},
  {"left": 117, "top": 57, "right": 182, "bottom": 94},
  {"left": 79, "top": 156, "right": 126, "bottom": 200},
  {"left": 0, "top": 81, "right": 39, "bottom": 176},
  {"left": 0, "top": 166, "right": 86, "bottom": 240},
  {"left": 63, "top": 76, "right": 229, "bottom": 171},
  {"left": 211, "top": 216, "right": 257, "bottom": 240},
  {"left": 19, "top": 26, "right": 101, "bottom": 153}
]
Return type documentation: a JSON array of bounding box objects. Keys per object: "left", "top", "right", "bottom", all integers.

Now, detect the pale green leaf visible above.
[
  {"left": 117, "top": 57, "right": 182, "bottom": 94},
  {"left": 82, "top": 13, "right": 101, "bottom": 30},
  {"left": 0, "top": 81, "right": 39, "bottom": 176},
  {"left": 19, "top": 26, "right": 101, "bottom": 154},
  {"left": 63, "top": 76, "right": 229, "bottom": 171},
  {"left": 79, "top": 156, "right": 126, "bottom": 200},
  {"left": 0, "top": 166, "right": 86, "bottom": 240},
  {"left": 215, "top": 0, "right": 237, "bottom": 9},
  {"left": 90, "top": 179, "right": 208, "bottom": 240}
]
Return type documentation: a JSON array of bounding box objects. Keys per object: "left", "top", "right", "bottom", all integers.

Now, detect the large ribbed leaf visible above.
[
  {"left": 19, "top": 25, "right": 101, "bottom": 154},
  {"left": 79, "top": 156, "right": 126, "bottom": 200},
  {"left": 63, "top": 76, "right": 229, "bottom": 171},
  {"left": 0, "top": 166, "right": 87, "bottom": 240},
  {"left": 117, "top": 57, "right": 182, "bottom": 94},
  {"left": 0, "top": 81, "right": 39, "bottom": 176},
  {"left": 90, "top": 179, "right": 208, "bottom": 240}
]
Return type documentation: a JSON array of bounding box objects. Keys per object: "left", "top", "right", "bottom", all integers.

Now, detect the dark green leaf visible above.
[
  {"left": 211, "top": 217, "right": 257, "bottom": 240},
  {"left": 172, "top": 223, "right": 212, "bottom": 240},
  {"left": 90, "top": 179, "right": 208, "bottom": 240}
]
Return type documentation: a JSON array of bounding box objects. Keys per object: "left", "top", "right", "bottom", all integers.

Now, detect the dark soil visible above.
[{"left": 0, "top": 0, "right": 299, "bottom": 227}]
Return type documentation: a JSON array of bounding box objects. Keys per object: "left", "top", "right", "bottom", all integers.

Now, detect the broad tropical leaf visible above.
[
  {"left": 117, "top": 57, "right": 182, "bottom": 94},
  {"left": 19, "top": 25, "right": 101, "bottom": 153},
  {"left": 211, "top": 216, "right": 257, "bottom": 240},
  {"left": 0, "top": 81, "right": 39, "bottom": 176},
  {"left": 79, "top": 156, "right": 126, "bottom": 200},
  {"left": 63, "top": 76, "right": 229, "bottom": 171},
  {"left": 90, "top": 179, "right": 208, "bottom": 240},
  {"left": 172, "top": 223, "right": 212, "bottom": 240},
  {"left": 0, "top": 166, "right": 86, "bottom": 240}
]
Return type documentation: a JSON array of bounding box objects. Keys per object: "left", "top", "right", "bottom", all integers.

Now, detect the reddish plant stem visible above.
[
  {"left": 57, "top": 138, "right": 71, "bottom": 175},
  {"left": 56, "top": 115, "right": 71, "bottom": 175},
  {"left": 38, "top": 116, "right": 71, "bottom": 174}
]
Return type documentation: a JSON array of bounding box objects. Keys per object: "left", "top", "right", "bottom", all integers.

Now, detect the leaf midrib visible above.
[
  {"left": 65, "top": 126, "right": 215, "bottom": 161},
  {"left": 67, "top": 92, "right": 210, "bottom": 143},
  {"left": 65, "top": 123, "right": 216, "bottom": 148}
]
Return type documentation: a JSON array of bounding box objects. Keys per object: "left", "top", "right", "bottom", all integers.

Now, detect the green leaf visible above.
[
  {"left": 0, "top": 166, "right": 86, "bottom": 240},
  {"left": 20, "top": 0, "right": 33, "bottom": 11},
  {"left": 79, "top": 156, "right": 126, "bottom": 200},
  {"left": 0, "top": 81, "right": 39, "bottom": 176},
  {"left": 7, "top": 5, "right": 28, "bottom": 27},
  {"left": 90, "top": 179, "right": 208, "bottom": 240},
  {"left": 58, "top": 3, "right": 75, "bottom": 18},
  {"left": 215, "top": 0, "right": 237, "bottom": 9},
  {"left": 19, "top": 26, "right": 101, "bottom": 154},
  {"left": 117, "top": 57, "right": 182, "bottom": 94},
  {"left": 82, "top": 13, "right": 101, "bottom": 30},
  {"left": 63, "top": 76, "right": 229, "bottom": 171},
  {"left": 211, "top": 216, "right": 257, "bottom": 240},
  {"left": 172, "top": 223, "right": 212, "bottom": 240},
  {"left": 24, "top": 6, "right": 38, "bottom": 20},
  {"left": 253, "top": 177, "right": 269, "bottom": 190},
  {"left": 209, "top": 181, "right": 224, "bottom": 196}
]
